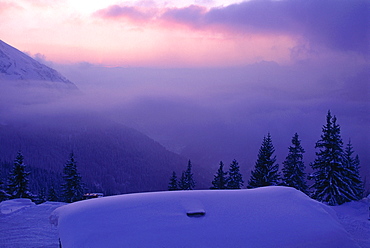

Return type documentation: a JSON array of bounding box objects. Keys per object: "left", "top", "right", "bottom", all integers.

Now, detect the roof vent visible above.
[{"left": 186, "top": 211, "right": 206, "bottom": 217}]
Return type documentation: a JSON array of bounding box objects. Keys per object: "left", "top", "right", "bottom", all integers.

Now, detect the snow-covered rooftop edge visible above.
[{"left": 51, "top": 186, "right": 362, "bottom": 248}]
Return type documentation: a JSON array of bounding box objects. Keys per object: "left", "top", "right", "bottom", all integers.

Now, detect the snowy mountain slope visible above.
[
  {"left": 0, "top": 40, "right": 77, "bottom": 89},
  {"left": 51, "top": 187, "right": 364, "bottom": 248}
]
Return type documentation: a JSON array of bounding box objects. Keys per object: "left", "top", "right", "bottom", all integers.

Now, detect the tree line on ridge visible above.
[
  {"left": 168, "top": 111, "right": 364, "bottom": 206},
  {"left": 0, "top": 111, "right": 365, "bottom": 206}
]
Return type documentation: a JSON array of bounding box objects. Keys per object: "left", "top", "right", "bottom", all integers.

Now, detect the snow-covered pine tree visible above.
[
  {"left": 248, "top": 133, "right": 280, "bottom": 188},
  {"left": 310, "top": 111, "right": 361, "bottom": 205},
  {"left": 168, "top": 171, "right": 178, "bottom": 191},
  {"left": 179, "top": 160, "right": 195, "bottom": 190},
  {"left": 282, "top": 133, "right": 308, "bottom": 194},
  {"left": 6, "top": 151, "right": 31, "bottom": 199},
  {"left": 226, "top": 160, "right": 244, "bottom": 189},
  {"left": 187, "top": 160, "right": 196, "bottom": 190},
  {"left": 211, "top": 161, "right": 228, "bottom": 189},
  {"left": 61, "top": 152, "right": 84, "bottom": 203},
  {"left": 342, "top": 140, "right": 364, "bottom": 200}
]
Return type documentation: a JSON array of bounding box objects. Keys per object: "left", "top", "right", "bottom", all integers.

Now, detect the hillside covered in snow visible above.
[{"left": 0, "top": 40, "right": 77, "bottom": 89}]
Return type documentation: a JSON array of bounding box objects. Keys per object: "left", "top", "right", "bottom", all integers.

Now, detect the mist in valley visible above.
[
  {"left": 2, "top": 59, "right": 368, "bottom": 192},
  {"left": 1, "top": 0, "right": 369, "bottom": 193}
]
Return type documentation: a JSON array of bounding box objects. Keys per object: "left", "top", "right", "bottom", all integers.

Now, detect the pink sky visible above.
[
  {"left": 0, "top": 0, "right": 369, "bottom": 189},
  {"left": 1, "top": 0, "right": 367, "bottom": 67}
]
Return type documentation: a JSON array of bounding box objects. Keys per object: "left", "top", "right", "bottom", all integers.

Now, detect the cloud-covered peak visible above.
[{"left": 0, "top": 40, "right": 78, "bottom": 89}]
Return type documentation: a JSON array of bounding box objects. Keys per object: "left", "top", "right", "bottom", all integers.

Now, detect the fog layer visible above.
[{"left": 41, "top": 61, "right": 368, "bottom": 181}]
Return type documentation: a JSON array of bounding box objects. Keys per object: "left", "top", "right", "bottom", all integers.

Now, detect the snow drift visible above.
[
  {"left": 51, "top": 186, "right": 359, "bottom": 248},
  {"left": 0, "top": 198, "right": 35, "bottom": 214},
  {"left": 0, "top": 200, "right": 65, "bottom": 248}
]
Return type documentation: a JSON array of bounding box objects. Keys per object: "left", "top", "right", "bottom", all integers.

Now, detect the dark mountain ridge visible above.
[{"left": 0, "top": 119, "right": 192, "bottom": 195}]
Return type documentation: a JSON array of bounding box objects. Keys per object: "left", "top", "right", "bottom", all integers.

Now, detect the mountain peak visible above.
[{"left": 0, "top": 40, "right": 77, "bottom": 89}]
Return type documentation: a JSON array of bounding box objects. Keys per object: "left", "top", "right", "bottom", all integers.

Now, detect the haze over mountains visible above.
[
  {"left": 0, "top": 40, "right": 369, "bottom": 194},
  {"left": 0, "top": 40, "right": 196, "bottom": 195},
  {"left": 55, "top": 59, "right": 370, "bottom": 191}
]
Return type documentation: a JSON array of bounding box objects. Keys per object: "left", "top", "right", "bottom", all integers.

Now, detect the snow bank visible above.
[
  {"left": 52, "top": 186, "right": 359, "bottom": 248},
  {"left": 0, "top": 198, "right": 35, "bottom": 214},
  {"left": 331, "top": 197, "right": 370, "bottom": 248},
  {"left": 0, "top": 200, "right": 66, "bottom": 248}
]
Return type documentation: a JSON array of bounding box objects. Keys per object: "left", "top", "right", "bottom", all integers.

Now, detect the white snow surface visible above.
[
  {"left": 51, "top": 186, "right": 367, "bottom": 248},
  {"left": 0, "top": 198, "right": 35, "bottom": 214},
  {"left": 0, "top": 40, "right": 77, "bottom": 89},
  {"left": 1, "top": 187, "right": 369, "bottom": 248},
  {"left": 0, "top": 200, "right": 66, "bottom": 248}
]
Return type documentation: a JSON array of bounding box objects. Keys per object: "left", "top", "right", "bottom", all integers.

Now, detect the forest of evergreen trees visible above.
[
  {"left": 168, "top": 111, "right": 365, "bottom": 206},
  {"left": 0, "top": 111, "right": 365, "bottom": 206},
  {"left": 0, "top": 152, "right": 85, "bottom": 203}
]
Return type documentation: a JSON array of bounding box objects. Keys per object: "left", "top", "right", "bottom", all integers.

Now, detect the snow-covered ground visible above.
[
  {"left": 0, "top": 199, "right": 65, "bottom": 248},
  {"left": 332, "top": 200, "right": 370, "bottom": 248},
  {"left": 0, "top": 187, "right": 369, "bottom": 248}
]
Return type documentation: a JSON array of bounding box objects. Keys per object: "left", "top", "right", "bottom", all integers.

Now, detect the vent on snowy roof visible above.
[{"left": 186, "top": 211, "right": 206, "bottom": 217}]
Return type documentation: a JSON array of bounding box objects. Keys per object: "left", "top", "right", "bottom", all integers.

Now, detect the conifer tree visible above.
[
  {"left": 342, "top": 140, "right": 364, "bottom": 200},
  {"left": 179, "top": 160, "right": 195, "bottom": 190},
  {"left": 282, "top": 133, "right": 308, "bottom": 194},
  {"left": 248, "top": 133, "right": 280, "bottom": 188},
  {"left": 47, "top": 186, "right": 59, "bottom": 202},
  {"left": 0, "top": 180, "right": 9, "bottom": 201},
  {"left": 7, "top": 151, "right": 31, "bottom": 199},
  {"left": 168, "top": 171, "right": 178, "bottom": 191},
  {"left": 61, "top": 153, "right": 84, "bottom": 203},
  {"left": 178, "top": 172, "right": 186, "bottom": 190},
  {"left": 310, "top": 111, "right": 362, "bottom": 205},
  {"left": 211, "top": 161, "right": 228, "bottom": 189},
  {"left": 226, "top": 160, "right": 244, "bottom": 189},
  {"left": 36, "top": 187, "right": 47, "bottom": 204}
]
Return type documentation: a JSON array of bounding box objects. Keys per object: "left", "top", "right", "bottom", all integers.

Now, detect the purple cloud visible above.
[
  {"left": 94, "top": 0, "right": 369, "bottom": 56},
  {"left": 178, "top": 0, "right": 369, "bottom": 56},
  {"left": 283, "top": 0, "right": 369, "bottom": 55},
  {"left": 94, "top": 5, "right": 155, "bottom": 22},
  {"left": 161, "top": 5, "right": 207, "bottom": 28},
  {"left": 206, "top": 0, "right": 294, "bottom": 32}
]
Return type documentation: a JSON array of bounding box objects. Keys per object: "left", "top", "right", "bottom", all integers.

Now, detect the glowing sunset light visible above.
[
  {"left": 0, "top": 0, "right": 368, "bottom": 67},
  {"left": 0, "top": 0, "right": 369, "bottom": 208}
]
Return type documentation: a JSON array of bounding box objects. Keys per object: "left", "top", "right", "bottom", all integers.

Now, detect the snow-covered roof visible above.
[{"left": 51, "top": 186, "right": 359, "bottom": 248}]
